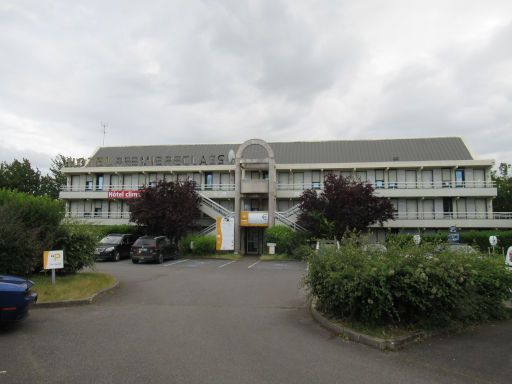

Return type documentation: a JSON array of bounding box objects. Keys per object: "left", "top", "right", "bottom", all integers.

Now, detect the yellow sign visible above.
[
  {"left": 240, "top": 211, "right": 268, "bottom": 227},
  {"left": 43, "top": 250, "right": 64, "bottom": 270},
  {"left": 216, "top": 217, "right": 234, "bottom": 251}
]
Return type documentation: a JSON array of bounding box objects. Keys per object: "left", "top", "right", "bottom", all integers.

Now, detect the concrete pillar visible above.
[{"left": 234, "top": 159, "right": 241, "bottom": 254}]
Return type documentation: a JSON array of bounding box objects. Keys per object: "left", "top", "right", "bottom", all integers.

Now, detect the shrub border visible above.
[
  {"left": 309, "top": 297, "right": 423, "bottom": 351},
  {"left": 33, "top": 278, "right": 119, "bottom": 308}
]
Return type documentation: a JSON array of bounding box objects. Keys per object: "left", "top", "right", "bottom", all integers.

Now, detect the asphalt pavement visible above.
[{"left": 1, "top": 257, "right": 511, "bottom": 384}]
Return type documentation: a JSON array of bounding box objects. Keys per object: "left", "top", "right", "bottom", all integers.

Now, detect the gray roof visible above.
[{"left": 88, "top": 137, "right": 473, "bottom": 167}]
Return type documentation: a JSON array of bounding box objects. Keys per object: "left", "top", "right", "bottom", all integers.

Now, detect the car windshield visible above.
[
  {"left": 133, "top": 238, "right": 156, "bottom": 247},
  {"left": 100, "top": 236, "right": 123, "bottom": 245}
]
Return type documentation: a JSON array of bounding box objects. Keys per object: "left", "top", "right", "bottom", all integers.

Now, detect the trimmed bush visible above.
[
  {"left": 306, "top": 235, "right": 512, "bottom": 328},
  {"left": 264, "top": 225, "right": 308, "bottom": 256},
  {"left": 52, "top": 224, "right": 97, "bottom": 274},
  {"left": 0, "top": 189, "right": 64, "bottom": 275},
  {"left": 0, "top": 205, "right": 42, "bottom": 275},
  {"left": 179, "top": 234, "right": 216, "bottom": 255}
]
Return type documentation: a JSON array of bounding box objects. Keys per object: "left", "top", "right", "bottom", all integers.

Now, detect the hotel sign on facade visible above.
[
  {"left": 107, "top": 190, "right": 141, "bottom": 199},
  {"left": 66, "top": 153, "right": 233, "bottom": 168}
]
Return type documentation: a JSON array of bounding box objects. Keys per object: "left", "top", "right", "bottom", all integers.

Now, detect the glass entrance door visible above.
[{"left": 246, "top": 229, "right": 260, "bottom": 255}]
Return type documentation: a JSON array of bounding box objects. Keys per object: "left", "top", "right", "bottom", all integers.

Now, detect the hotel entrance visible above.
[{"left": 245, "top": 228, "right": 263, "bottom": 255}]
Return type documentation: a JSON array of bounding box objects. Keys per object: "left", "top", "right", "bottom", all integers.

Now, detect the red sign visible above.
[{"left": 107, "top": 190, "right": 141, "bottom": 199}]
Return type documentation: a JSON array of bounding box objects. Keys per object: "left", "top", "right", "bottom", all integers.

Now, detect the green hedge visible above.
[
  {"left": 179, "top": 234, "right": 216, "bottom": 255},
  {"left": 264, "top": 225, "right": 309, "bottom": 257},
  {"left": 306, "top": 235, "right": 512, "bottom": 328},
  {"left": 52, "top": 224, "right": 97, "bottom": 274},
  {"left": 0, "top": 189, "right": 64, "bottom": 275}
]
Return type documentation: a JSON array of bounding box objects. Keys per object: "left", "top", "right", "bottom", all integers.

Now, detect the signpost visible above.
[
  {"left": 43, "top": 250, "right": 64, "bottom": 285},
  {"left": 489, "top": 235, "right": 498, "bottom": 255},
  {"left": 447, "top": 225, "right": 460, "bottom": 244}
]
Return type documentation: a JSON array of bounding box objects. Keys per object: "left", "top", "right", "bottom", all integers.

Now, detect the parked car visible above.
[
  {"left": 131, "top": 236, "right": 176, "bottom": 264},
  {"left": 0, "top": 275, "right": 38, "bottom": 322},
  {"left": 95, "top": 234, "right": 136, "bottom": 261}
]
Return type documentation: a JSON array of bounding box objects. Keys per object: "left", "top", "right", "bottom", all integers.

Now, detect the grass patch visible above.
[
  {"left": 30, "top": 272, "right": 116, "bottom": 303},
  {"left": 188, "top": 253, "right": 241, "bottom": 261},
  {"left": 259, "top": 254, "right": 297, "bottom": 261}
]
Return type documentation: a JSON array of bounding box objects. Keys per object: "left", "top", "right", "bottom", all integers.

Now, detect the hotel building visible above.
[{"left": 59, "top": 138, "right": 512, "bottom": 254}]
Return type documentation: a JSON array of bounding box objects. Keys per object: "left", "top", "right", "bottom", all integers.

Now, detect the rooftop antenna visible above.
[{"left": 101, "top": 122, "right": 108, "bottom": 146}]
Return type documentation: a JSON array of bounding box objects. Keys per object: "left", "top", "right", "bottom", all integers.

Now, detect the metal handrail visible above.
[
  {"left": 274, "top": 211, "right": 308, "bottom": 232},
  {"left": 199, "top": 194, "right": 235, "bottom": 218},
  {"left": 65, "top": 211, "right": 131, "bottom": 219},
  {"left": 277, "top": 204, "right": 301, "bottom": 219},
  {"left": 197, "top": 222, "right": 217, "bottom": 236}
]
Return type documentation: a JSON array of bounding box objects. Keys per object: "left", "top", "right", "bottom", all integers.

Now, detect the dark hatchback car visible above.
[
  {"left": 131, "top": 236, "right": 176, "bottom": 264},
  {"left": 0, "top": 275, "right": 38, "bottom": 322},
  {"left": 95, "top": 234, "right": 136, "bottom": 261}
]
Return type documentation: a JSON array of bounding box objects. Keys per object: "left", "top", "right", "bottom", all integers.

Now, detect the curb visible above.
[
  {"left": 33, "top": 280, "right": 120, "bottom": 309},
  {"left": 309, "top": 298, "right": 423, "bottom": 351}
]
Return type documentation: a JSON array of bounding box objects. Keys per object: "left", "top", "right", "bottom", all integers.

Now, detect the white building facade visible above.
[{"left": 60, "top": 138, "right": 512, "bottom": 254}]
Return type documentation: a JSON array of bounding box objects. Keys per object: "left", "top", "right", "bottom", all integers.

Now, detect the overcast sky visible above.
[{"left": 1, "top": 0, "right": 511, "bottom": 173}]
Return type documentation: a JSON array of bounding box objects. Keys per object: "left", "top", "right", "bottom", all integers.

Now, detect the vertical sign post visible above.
[
  {"left": 43, "top": 250, "right": 64, "bottom": 285},
  {"left": 489, "top": 236, "right": 498, "bottom": 255}
]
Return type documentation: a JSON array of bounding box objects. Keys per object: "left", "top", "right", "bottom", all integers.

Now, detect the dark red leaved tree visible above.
[
  {"left": 297, "top": 173, "right": 394, "bottom": 239},
  {"left": 127, "top": 180, "right": 201, "bottom": 243}
]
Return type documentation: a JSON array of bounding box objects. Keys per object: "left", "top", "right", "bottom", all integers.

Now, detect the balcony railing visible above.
[
  {"left": 61, "top": 184, "right": 236, "bottom": 192},
  {"left": 276, "top": 181, "right": 495, "bottom": 191},
  {"left": 391, "top": 212, "right": 512, "bottom": 220},
  {"left": 65, "top": 211, "right": 131, "bottom": 219}
]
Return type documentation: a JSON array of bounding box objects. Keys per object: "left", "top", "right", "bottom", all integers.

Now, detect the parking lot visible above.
[{"left": 1, "top": 257, "right": 511, "bottom": 384}]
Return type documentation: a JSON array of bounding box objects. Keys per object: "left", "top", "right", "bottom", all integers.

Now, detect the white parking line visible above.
[
  {"left": 248, "top": 260, "right": 260, "bottom": 269},
  {"left": 163, "top": 259, "right": 189, "bottom": 267},
  {"left": 218, "top": 260, "right": 237, "bottom": 268}
]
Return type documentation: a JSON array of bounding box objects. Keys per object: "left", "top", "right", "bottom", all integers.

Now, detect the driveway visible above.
[{"left": 1, "top": 257, "right": 511, "bottom": 384}]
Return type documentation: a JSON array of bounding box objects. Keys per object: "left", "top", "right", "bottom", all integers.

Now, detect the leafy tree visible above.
[
  {"left": 127, "top": 180, "right": 201, "bottom": 243},
  {"left": 0, "top": 158, "right": 42, "bottom": 195},
  {"left": 297, "top": 173, "right": 394, "bottom": 239},
  {"left": 492, "top": 162, "right": 512, "bottom": 212},
  {"left": 40, "top": 155, "right": 68, "bottom": 199},
  {"left": 0, "top": 155, "right": 67, "bottom": 199},
  {"left": 0, "top": 189, "right": 64, "bottom": 275}
]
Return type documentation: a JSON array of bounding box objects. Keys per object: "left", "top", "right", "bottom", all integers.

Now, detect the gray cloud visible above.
[{"left": 1, "top": 0, "right": 512, "bottom": 172}]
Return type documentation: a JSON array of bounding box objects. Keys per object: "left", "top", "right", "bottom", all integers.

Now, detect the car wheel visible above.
[
  {"left": 157, "top": 253, "right": 163, "bottom": 264},
  {"left": 114, "top": 251, "right": 120, "bottom": 262},
  {"left": 131, "top": 258, "right": 138, "bottom": 264}
]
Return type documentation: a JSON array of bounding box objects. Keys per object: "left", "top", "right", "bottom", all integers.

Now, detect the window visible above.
[
  {"left": 406, "top": 170, "right": 416, "bottom": 189},
  {"left": 293, "top": 172, "right": 304, "bottom": 190},
  {"left": 388, "top": 170, "right": 397, "bottom": 189},
  {"left": 277, "top": 172, "right": 289, "bottom": 190},
  {"left": 204, "top": 172, "right": 213, "bottom": 190},
  {"left": 85, "top": 180, "right": 93, "bottom": 191},
  {"left": 375, "top": 170, "right": 384, "bottom": 189},
  {"left": 390, "top": 199, "right": 398, "bottom": 216},
  {"left": 356, "top": 171, "right": 367, "bottom": 182},
  {"left": 442, "top": 169, "right": 451, "bottom": 188},
  {"left": 95, "top": 174, "right": 104, "bottom": 191},
  {"left": 455, "top": 169, "right": 465, "bottom": 188},
  {"left": 312, "top": 171, "right": 321, "bottom": 189},
  {"left": 443, "top": 198, "right": 453, "bottom": 218}
]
